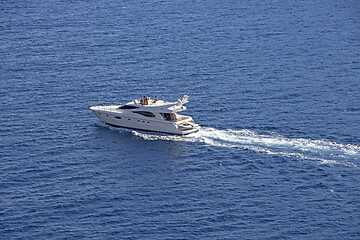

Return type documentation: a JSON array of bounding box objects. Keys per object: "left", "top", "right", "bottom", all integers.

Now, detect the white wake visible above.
[{"left": 130, "top": 127, "right": 360, "bottom": 167}]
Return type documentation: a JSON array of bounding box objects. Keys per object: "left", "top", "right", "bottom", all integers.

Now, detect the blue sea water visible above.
[{"left": 1, "top": 0, "right": 360, "bottom": 239}]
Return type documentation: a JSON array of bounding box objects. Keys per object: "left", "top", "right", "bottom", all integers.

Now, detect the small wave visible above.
[{"left": 130, "top": 127, "right": 360, "bottom": 167}]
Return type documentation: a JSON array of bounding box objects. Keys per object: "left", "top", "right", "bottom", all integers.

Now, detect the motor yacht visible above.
[{"left": 89, "top": 95, "right": 200, "bottom": 135}]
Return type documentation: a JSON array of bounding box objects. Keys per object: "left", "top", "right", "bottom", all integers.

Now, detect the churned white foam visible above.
[
  {"left": 130, "top": 127, "right": 359, "bottom": 167},
  {"left": 132, "top": 131, "right": 197, "bottom": 142}
]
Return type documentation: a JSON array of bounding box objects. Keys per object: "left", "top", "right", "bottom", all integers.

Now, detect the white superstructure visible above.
[{"left": 89, "top": 95, "right": 200, "bottom": 135}]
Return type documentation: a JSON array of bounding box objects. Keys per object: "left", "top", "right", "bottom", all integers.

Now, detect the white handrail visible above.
[{"left": 88, "top": 101, "right": 123, "bottom": 106}]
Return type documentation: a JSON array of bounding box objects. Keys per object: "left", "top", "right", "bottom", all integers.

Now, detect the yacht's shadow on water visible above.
[
  {"left": 91, "top": 122, "right": 191, "bottom": 153},
  {"left": 90, "top": 123, "right": 198, "bottom": 173}
]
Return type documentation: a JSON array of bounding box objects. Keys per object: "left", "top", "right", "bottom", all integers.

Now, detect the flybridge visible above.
[
  {"left": 132, "top": 95, "right": 189, "bottom": 106},
  {"left": 125, "top": 95, "right": 189, "bottom": 113}
]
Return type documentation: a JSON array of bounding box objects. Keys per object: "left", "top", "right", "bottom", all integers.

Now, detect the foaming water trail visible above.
[{"left": 132, "top": 127, "right": 359, "bottom": 167}]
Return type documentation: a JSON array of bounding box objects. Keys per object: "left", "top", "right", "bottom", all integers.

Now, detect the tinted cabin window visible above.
[
  {"left": 118, "top": 105, "right": 139, "bottom": 109},
  {"left": 161, "top": 113, "right": 173, "bottom": 121},
  {"left": 133, "top": 111, "right": 155, "bottom": 117}
]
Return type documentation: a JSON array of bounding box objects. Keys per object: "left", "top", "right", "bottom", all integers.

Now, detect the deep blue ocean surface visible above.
[{"left": 1, "top": 0, "right": 360, "bottom": 239}]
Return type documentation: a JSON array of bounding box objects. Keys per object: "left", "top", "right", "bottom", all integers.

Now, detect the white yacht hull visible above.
[{"left": 90, "top": 107, "right": 200, "bottom": 135}]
